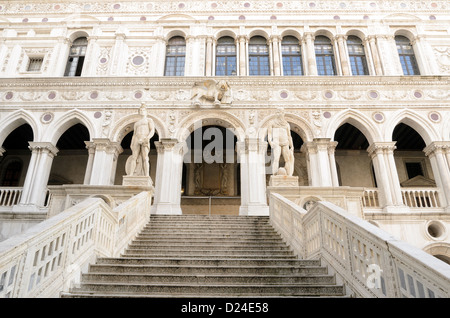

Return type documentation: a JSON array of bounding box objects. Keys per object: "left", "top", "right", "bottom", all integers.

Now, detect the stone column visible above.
[
  {"left": 152, "top": 139, "right": 185, "bottom": 215},
  {"left": 301, "top": 138, "right": 337, "bottom": 187},
  {"left": 367, "top": 142, "right": 406, "bottom": 211},
  {"left": 205, "top": 36, "right": 214, "bottom": 76},
  {"left": 424, "top": 142, "right": 450, "bottom": 209},
  {"left": 335, "top": 35, "right": 350, "bottom": 75},
  {"left": 18, "top": 142, "right": 58, "bottom": 210},
  {"left": 237, "top": 35, "right": 247, "bottom": 76},
  {"left": 366, "top": 36, "right": 383, "bottom": 75},
  {"left": 271, "top": 35, "right": 281, "bottom": 76},
  {"left": 84, "top": 138, "right": 123, "bottom": 185},
  {"left": 303, "top": 32, "right": 317, "bottom": 76},
  {"left": 237, "top": 138, "right": 269, "bottom": 216}
]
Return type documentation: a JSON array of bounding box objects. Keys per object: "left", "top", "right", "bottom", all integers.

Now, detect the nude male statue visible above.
[
  {"left": 128, "top": 104, "right": 155, "bottom": 177},
  {"left": 268, "top": 110, "right": 294, "bottom": 176}
]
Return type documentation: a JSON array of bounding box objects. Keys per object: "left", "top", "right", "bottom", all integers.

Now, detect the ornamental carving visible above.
[{"left": 191, "top": 79, "right": 232, "bottom": 107}]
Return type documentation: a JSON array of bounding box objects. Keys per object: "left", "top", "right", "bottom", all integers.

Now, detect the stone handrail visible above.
[
  {"left": 0, "top": 190, "right": 152, "bottom": 298},
  {"left": 269, "top": 192, "right": 450, "bottom": 298}
]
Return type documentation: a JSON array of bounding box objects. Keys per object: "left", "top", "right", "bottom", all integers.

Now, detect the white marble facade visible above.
[{"left": 0, "top": 0, "right": 449, "bottom": 263}]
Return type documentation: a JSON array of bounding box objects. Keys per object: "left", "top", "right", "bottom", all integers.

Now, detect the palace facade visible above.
[{"left": 0, "top": 0, "right": 450, "bottom": 270}]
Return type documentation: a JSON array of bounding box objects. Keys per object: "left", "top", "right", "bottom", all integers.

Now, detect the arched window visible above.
[
  {"left": 0, "top": 160, "right": 22, "bottom": 187},
  {"left": 281, "top": 36, "right": 303, "bottom": 76},
  {"left": 395, "top": 36, "right": 420, "bottom": 75},
  {"left": 215, "top": 36, "right": 237, "bottom": 76},
  {"left": 64, "top": 37, "right": 88, "bottom": 77},
  {"left": 314, "top": 36, "right": 336, "bottom": 75},
  {"left": 347, "top": 36, "right": 369, "bottom": 75},
  {"left": 248, "top": 36, "right": 270, "bottom": 76},
  {"left": 164, "top": 36, "right": 186, "bottom": 76}
]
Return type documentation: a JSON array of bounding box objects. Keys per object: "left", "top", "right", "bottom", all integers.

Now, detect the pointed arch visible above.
[
  {"left": 0, "top": 109, "right": 40, "bottom": 146},
  {"left": 176, "top": 110, "right": 246, "bottom": 142},
  {"left": 44, "top": 109, "right": 95, "bottom": 145},
  {"left": 326, "top": 109, "right": 380, "bottom": 145},
  {"left": 384, "top": 109, "right": 439, "bottom": 145}
]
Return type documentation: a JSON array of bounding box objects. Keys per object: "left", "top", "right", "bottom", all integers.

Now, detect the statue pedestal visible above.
[
  {"left": 269, "top": 175, "right": 299, "bottom": 187},
  {"left": 123, "top": 175, "right": 153, "bottom": 187}
]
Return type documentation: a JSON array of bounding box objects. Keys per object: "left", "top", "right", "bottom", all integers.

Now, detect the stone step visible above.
[
  {"left": 65, "top": 282, "right": 346, "bottom": 297},
  {"left": 94, "top": 257, "right": 318, "bottom": 267},
  {"left": 63, "top": 215, "right": 347, "bottom": 298},
  {"left": 123, "top": 247, "right": 295, "bottom": 255},
  {"left": 87, "top": 264, "right": 329, "bottom": 276},
  {"left": 80, "top": 273, "right": 337, "bottom": 285},
  {"left": 130, "top": 237, "right": 286, "bottom": 244},
  {"left": 126, "top": 243, "right": 292, "bottom": 251},
  {"left": 136, "top": 232, "right": 281, "bottom": 238}
]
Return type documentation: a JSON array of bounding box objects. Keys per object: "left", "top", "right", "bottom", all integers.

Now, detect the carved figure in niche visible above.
[
  {"left": 268, "top": 109, "right": 294, "bottom": 176},
  {"left": 191, "top": 79, "right": 232, "bottom": 106},
  {"left": 126, "top": 104, "right": 155, "bottom": 177}
]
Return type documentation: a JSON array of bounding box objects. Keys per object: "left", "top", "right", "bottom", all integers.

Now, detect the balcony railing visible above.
[
  {"left": 362, "top": 187, "right": 442, "bottom": 209},
  {"left": 0, "top": 188, "right": 22, "bottom": 207},
  {"left": 0, "top": 188, "right": 52, "bottom": 209}
]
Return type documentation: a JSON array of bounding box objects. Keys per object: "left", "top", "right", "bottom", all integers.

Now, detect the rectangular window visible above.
[
  {"left": 249, "top": 56, "right": 270, "bottom": 76},
  {"left": 405, "top": 162, "right": 424, "bottom": 179},
  {"left": 282, "top": 55, "right": 303, "bottom": 75},
  {"left": 27, "top": 58, "right": 43, "bottom": 72}
]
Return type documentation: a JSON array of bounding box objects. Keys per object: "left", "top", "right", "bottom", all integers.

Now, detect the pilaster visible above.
[
  {"left": 85, "top": 138, "right": 123, "bottom": 185},
  {"left": 152, "top": 138, "right": 185, "bottom": 215},
  {"left": 236, "top": 138, "right": 269, "bottom": 216}
]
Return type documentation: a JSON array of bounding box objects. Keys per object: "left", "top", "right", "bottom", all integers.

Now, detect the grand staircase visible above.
[{"left": 61, "top": 215, "right": 347, "bottom": 297}]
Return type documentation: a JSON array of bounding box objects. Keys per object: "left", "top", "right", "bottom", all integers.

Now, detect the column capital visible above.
[
  {"left": 423, "top": 141, "right": 450, "bottom": 157},
  {"left": 367, "top": 142, "right": 397, "bottom": 157},
  {"left": 301, "top": 138, "right": 336, "bottom": 154},
  {"left": 28, "top": 142, "right": 59, "bottom": 157},
  {"left": 269, "top": 35, "right": 282, "bottom": 43},
  {"left": 334, "top": 34, "right": 347, "bottom": 42},
  {"left": 237, "top": 35, "right": 249, "bottom": 43},
  {"left": 155, "top": 138, "right": 185, "bottom": 154},
  {"left": 86, "top": 138, "right": 123, "bottom": 155}
]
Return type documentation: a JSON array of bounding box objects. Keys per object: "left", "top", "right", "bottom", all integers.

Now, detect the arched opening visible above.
[
  {"left": 115, "top": 130, "right": 159, "bottom": 185},
  {"left": 334, "top": 123, "right": 373, "bottom": 187},
  {"left": 181, "top": 125, "right": 239, "bottom": 215},
  {"left": 347, "top": 35, "right": 369, "bottom": 75},
  {"left": 315, "top": 35, "right": 336, "bottom": 75},
  {"left": 164, "top": 36, "right": 186, "bottom": 76},
  {"left": 392, "top": 123, "right": 436, "bottom": 205},
  {"left": 395, "top": 35, "right": 420, "bottom": 75},
  {"left": 393, "top": 123, "right": 432, "bottom": 186},
  {"left": 0, "top": 124, "right": 33, "bottom": 188},
  {"left": 216, "top": 36, "right": 237, "bottom": 76},
  {"left": 281, "top": 36, "right": 303, "bottom": 76},
  {"left": 64, "top": 37, "right": 88, "bottom": 77},
  {"left": 249, "top": 36, "right": 270, "bottom": 76},
  {"left": 49, "top": 123, "right": 90, "bottom": 185}
]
